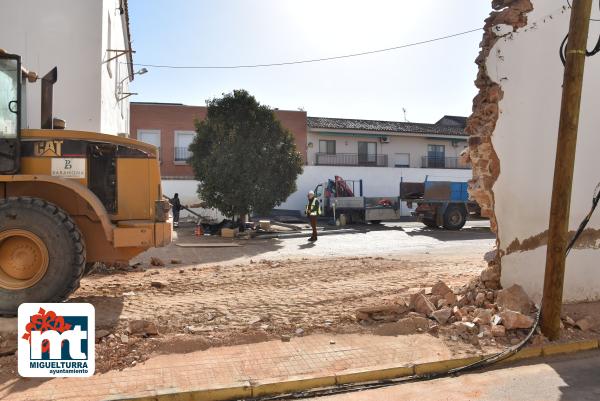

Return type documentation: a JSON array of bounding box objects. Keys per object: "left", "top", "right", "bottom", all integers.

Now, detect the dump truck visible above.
[
  {"left": 314, "top": 176, "right": 479, "bottom": 229},
  {"left": 400, "top": 179, "right": 480, "bottom": 230},
  {"left": 0, "top": 50, "right": 171, "bottom": 314}
]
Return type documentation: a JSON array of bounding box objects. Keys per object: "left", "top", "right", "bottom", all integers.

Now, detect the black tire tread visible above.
[{"left": 0, "top": 196, "right": 86, "bottom": 314}]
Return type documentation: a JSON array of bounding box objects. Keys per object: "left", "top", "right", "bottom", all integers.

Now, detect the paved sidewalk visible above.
[
  {"left": 305, "top": 350, "right": 600, "bottom": 401},
  {"left": 1, "top": 333, "right": 471, "bottom": 401}
]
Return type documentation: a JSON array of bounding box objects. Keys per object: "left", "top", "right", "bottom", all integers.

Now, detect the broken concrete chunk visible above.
[
  {"left": 491, "top": 324, "right": 506, "bottom": 337},
  {"left": 150, "top": 257, "right": 165, "bottom": 267},
  {"left": 499, "top": 310, "right": 534, "bottom": 330},
  {"left": 431, "top": 307, "right": 452, "bottom": 325},
  {"left": 281, "top": 335, "right": 291, "bottom": 342},
  {"left": 480, "top": 266, "right": 500, "bottom": 283},
  {"left": 373, "top": 316, "right": 430, "bottom": 336},
  {"left": 575, "top": 317, "right": 593, "bottom": 332},
  {"left": 437, "top": 299, "right": 447, "bottom": 309},
  {"left": 473, "top": 309, "right": 492, "bottom": 325},
  {"left": 431, "top": 281, "right": 452, "bottom": 297},
  {"left": 150, "top": 280, "right": 168, "bottom": 289},
  {"left": 128, "top": 320, "right": 159, "bottom": 336},
  {"left": 411, "top": 293, "right": 436, "bottom": 316},
  {"left": 563, "top": 315, "right": 576, "bottom": 327},
  {"left": 475, "top": 292, "right": 486, "bottom": 306},
  {"left": 95, "top": 329, "right": 110, "bottom": 340},
  {"left": 356, "top": 301, "right": 408, "bottom": 322},
  {"left": 444, "top": 292, "right": 457, "bottom": 306},
  {"left": 496, "top": 284, "right": 532, "bottom": 314}
]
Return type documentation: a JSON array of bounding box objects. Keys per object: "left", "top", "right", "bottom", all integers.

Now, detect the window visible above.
[
  {"left": 138, "top": 129, "right": 161, "bottom": 158},
  {"left": 0, "top": 57, "right": 19, "bottom": 139},
  {"left": 427, "top": 144, "right": 445, "bottom": 168},
  {"left": 175, "top": 131, "right": 195, "bottom": 162},
  {"left": 319, "top": 140, "right": 336, "bottom": 155},
  {"left": 358, "top": 141, "right": 377, "bottom": 164},
  {"left": 393, "top": 153, "right": 410, "bottom": 168}
]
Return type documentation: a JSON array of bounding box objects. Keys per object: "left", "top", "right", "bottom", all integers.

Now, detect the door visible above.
[
  {"left": 358, "top": 142, "right": 377, "bottom": 165},
  {"left": 427, "top": 145, "right": 445, "bottom": 168},
  {"left": 0, "top": 53, "right": 21, "bottom": 174}
]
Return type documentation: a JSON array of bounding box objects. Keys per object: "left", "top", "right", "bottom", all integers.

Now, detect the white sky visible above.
[{"left": 129, "top": 0, "right": 491, "bottom": 123}]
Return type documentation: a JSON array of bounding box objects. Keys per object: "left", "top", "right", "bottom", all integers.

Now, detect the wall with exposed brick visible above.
[
  {"left": 468, "top": 0, "right": 600, "bottom": 302},
  {"left": 130, "top": 103, "right": 307, "bottom": 179}
]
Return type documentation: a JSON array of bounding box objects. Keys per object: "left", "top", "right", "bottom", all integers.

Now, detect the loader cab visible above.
[{"left": 0, "top": 51, "right": 21, "bottom": 174}]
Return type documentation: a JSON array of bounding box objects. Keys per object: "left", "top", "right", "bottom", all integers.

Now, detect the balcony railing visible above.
[
  {"left": 421, "top": 156, "right": 471, "bottom": 169},
  {"left": 174, "top": 147, "right": 192, "bottom": 162},
  {"left": 316, "top": 152, "right": 388, "bottom": 167}
]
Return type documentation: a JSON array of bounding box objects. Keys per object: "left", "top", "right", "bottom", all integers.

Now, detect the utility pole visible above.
[{"left": 541, "top": 0, "right": 593, "bottom": 340}]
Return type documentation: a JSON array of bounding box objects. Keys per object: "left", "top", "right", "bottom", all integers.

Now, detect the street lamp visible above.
[{"left": 117, "top": 68, "right": 148, "bottom": 101}]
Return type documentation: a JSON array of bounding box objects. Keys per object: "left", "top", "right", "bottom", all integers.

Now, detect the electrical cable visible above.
[
  {"left": 126, "top": 28, "right": 481, "bottom": 70},
  {"left": 561, "top": 0, "right": 600, "bottom": 65},
  {"left": 254, "top": 182, "right": 600, "bottom": 400}
]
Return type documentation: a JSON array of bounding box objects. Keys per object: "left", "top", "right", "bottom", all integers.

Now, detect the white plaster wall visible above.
[
  {"left": 100, "top": 0, "right": 132, "bottom": 135},
  {"left": 306, "top": 131, "right": 467, "bottom": 168},
  {"left": 487, "top": 0, "right": 600, "bottom": 302},
  {"left": 162, "top": 168, "right": 472, "bottom": 220},
  {"left": 0, "top": 0, "right": 102, "bottom": 131},
  {"left": 0, "top": 0, "right": 130, "bottom": 135}
]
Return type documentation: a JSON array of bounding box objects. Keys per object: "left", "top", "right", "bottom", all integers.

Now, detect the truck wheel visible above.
[
  {"left": 443, "top": 205, "right": 467, "bottom": 230},
  {"left": 422, "top": 218, "right": 439, "bottom": 228},
  {"left": 0, "top": 197, "right": 86, "bottom": 315}
]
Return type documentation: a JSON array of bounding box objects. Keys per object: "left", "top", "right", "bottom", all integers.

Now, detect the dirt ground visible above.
[
  {"left": 88, "top": 221, "right": 498, "bottom": 373},
  {"left": 1, "top": 221, "right": 598, "bottom": 379}
]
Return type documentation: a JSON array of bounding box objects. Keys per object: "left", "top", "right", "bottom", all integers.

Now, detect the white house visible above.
[
  {"left": 469, "top": 0, "right": 600, "bottom": 302},
  {"left": 0, "top": 0, "right": 135, "bottom": 135},
  {"left": 307, "top": 116, "right": 470, "bottom": 170}
]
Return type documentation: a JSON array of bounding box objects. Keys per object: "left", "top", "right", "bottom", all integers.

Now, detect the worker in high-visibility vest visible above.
[{"left": 305, "top": 190, "right": 321, "bottom": 241}]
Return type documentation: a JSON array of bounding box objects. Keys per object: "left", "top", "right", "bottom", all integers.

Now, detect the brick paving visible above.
[{"left": 1, "top": 333, "right": 461, "bottom": 401}]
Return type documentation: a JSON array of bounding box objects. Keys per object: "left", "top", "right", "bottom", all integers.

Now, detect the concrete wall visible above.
[
  {"left": 483, "top": 0, "right": 600, "bottom": 302},
  {"left": 162, "top": 167, "right": 472, "bottom": 220},
  {"left": 307, "top": 131, "right": 468, "bottom": 168},
  {"left": 0, "top": 0, "right": 130, "bottom": 135}
]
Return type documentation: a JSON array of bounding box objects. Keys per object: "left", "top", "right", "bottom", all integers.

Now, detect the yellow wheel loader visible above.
[{"left": 0, "top": 50, "right": 171, "bottom": 315}]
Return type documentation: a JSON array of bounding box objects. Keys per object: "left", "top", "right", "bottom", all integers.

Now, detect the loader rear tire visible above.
[{"left": 0, "top": 197, "right": 85, "bottom": 315}]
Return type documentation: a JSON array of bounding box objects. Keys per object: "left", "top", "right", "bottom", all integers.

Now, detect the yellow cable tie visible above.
[{"left": 567, "top": 49, "right": 586, "bottom": 55}]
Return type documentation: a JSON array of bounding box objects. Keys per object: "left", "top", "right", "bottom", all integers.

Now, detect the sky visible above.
[{"left": 128, "top": 0, "right": 491, "bottom": 124}]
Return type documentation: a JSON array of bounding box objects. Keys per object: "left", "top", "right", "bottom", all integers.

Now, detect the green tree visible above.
[{"left": 189, "top": 90, "right": 304, "bottom": 220}]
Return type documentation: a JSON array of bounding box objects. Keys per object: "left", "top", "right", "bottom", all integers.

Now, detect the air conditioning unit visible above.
[{"left": 380, "top": 136, "right": 390, "bottom": 143}]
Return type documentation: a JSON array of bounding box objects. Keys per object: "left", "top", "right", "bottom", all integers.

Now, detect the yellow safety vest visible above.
[{"left": 306, "top": 198, "right": 321, "bottom": 216}]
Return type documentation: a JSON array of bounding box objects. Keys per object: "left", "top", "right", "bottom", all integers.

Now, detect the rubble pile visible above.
[{"left": 356, "top": 259, "right": 595, "bottom": 347}]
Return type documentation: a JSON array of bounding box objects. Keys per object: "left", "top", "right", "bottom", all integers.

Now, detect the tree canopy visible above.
[{"left": 189, "top": 90, "right": 304, "bottom": 218}]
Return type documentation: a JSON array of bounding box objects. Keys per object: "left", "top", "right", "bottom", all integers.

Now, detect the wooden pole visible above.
[{"left": 541, "top": 0, "right": 593, "bottom": 340}]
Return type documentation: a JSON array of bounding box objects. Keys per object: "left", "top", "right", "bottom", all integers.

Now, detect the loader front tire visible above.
[{"left": 0, "top": 197, "right": 86, "bottom": 315}]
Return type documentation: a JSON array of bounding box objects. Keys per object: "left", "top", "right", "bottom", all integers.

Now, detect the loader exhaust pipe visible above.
[{"left": 41, "top": 67, "right": 57, "bottom": 129}]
